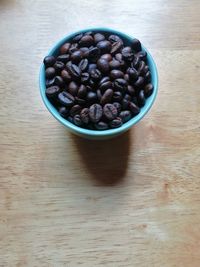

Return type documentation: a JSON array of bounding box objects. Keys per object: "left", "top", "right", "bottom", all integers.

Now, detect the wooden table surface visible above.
[{"left": 0, "top": 0, "right": 200, "bottom": 266}]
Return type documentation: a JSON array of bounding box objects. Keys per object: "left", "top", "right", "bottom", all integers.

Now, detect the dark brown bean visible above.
[
  {"left": 100, "top": 89, "right": 113, "bottom": 105},
  {"left": 97, "top": 89, "right": 102, "bottom": 101},
  {"left": 97, "top": 59, "right": 110, "bottom": 74},
  {"left": 119, "top": 110, "right": 131, "bottom": 122},
  {"left": 109, "top": 59, "right": 121, "bottom": 69},
  {"left": 134, "top": 76, "right": 144, "bottom": 88},
  {"left": 71, "top": 50, "right": 83, "bottom": 64},
  {"left": 110, "top": 70, "right": 124, "bottom": 80},
  {"left": 109, "top": 117, "right": 122, "bottom": 128},
  {"left": 79, "top": 59, "right": 89, "bottom": 71},
  {"left": 138, "top": 90, "right": 146, "bottom": 107},
  {"left": 79, "top": 35, "right": 94, "bottom": 47},
  {"left": 54, "top": 61, "right": 65, "bottom": 72},
  {"left": 144, "top": 83, "right": 154, "bottom": 97},
  {"left": 61, "top": 69, "right": 71, "bottom": 83},
  {"left": 127, "top": 85, "right": 135, "bottom": 96},
  {"left": 80, "top": 47, "right": 89, "bottom": 58},
  {"left": 114, "top": 78, "right": 128, "bottom": 91},
  {"left": 122, "top": 99, "right": 129, "bottom": 109},
  {"left": 80, "top": 108, "right": 89, "bottom": 124},
  {"left": 90, "top": 69, "right": 102, "bottom": 81},
  {"left": 75, "top": 97, "right": 86, "bottom": 106},
  {"left": 86, "top": 91, "right": 98, "bottom": 104},
  {"left": 72, "top": 33, "right": 83, "bottom": 42},
  {"left": 131, "top": 38, "right": 141, "bottom": 52},
  {"left": 138, "top": 61, "right": 146, "bottom": 75},
  {"left": 59, "top": 106, "right": 69, "bottom": 118},
  {"left": 88, "top": 63, "right": 97, "bottom": 73},
  {"left": 95, "top": 121, "right": 109, "bottom": 130},
  {"left": 54, "top": 76, "right": 64, "bottom": 87},
  {"left": 122, "top": 46, "right": 134, "bottom": 61},
  {"left": 127, "top": 67, "right": 138, "bottom": 81},
  {"left": 124, "top": 94, "right": 131, "bottom": 101},
  {"left": 89, "top": 104, "right": 103, "bottom": 123},
  {"left": 57, "top": 54, "right": 70, "bottom": 63},
  {"left": 73, "top": 114, "right": 83, "bottom": 126},
  {"left": 97, "top": 40, "right": 112, "bottom": 54},
  {"left": 68, "top": 43, "right": 78, "bottom": 54},
  {"left": 108, "top": 35, "right": 123, "bottom": 44},
  {"left": 101, "top": 54, "right": 112, "bottom": 61},
  {"left": 45, "top": 67, "right": 55, "bottom": 79},
  {"left": 99, "top": 80, "right": 112, "bottom": 92},
  {"left": 70, "top": 105, "right": 82, "bottom": 116},
  {"left": 129, "top": 102, "right": 140, "bottom": 115},
  {"left": 94, "top": 33, "right": 105, "bottom": 43},
  {"left": 113, "top": 102, "right": 121, "bottom": 114},
  {"left": 78, "top": 84, "right": 87, "bottom": 98},
  {"left": 46, "top": 86, "right": 60, "bottom": 98},
  {"left": 46, "top": 77, "right": 55, "bottom": 88},
  {"left": 137, "top": 51, "right": 147, "bottom": 61},
  {"left": 113, "top": 91, "right": 122, "bottom": 102},
  {"left": 60, "top": 43, "right": 71, "bottom": 54},
  {"left": 110, "top": 41, "right": 123, "bottom": 55},
  {"left": 67, "top": 64, "right": 81, "bottom": 80},
  {"left": 88, "top": 47, "right": 100, "bottom": 61},
  {"left": 80, "top": 72, "right": 90, "bottom": 84},
  {"left": 145, "top": 71, "right": 151, "bottom": 82},
  {"left": 44, "top": 56, "right": 56, "bottom": 67},
  {"left": 103, "top": 104, "right": 118, "bottom": 120},
  {"left": 68, "top": 81, "right": 78, "bottom": 96},
  {"left": 58, "top": 92, "right": 75, "bottom": 107}
]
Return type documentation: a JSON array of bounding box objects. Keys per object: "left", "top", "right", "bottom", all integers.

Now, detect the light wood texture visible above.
[{"left": 0, "top": 0, "right": 200, "bottom": 266}]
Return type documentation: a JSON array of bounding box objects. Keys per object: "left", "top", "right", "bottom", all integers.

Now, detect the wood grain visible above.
[{"left": 0, "top": 0, "right": 200, "bottom": 266}]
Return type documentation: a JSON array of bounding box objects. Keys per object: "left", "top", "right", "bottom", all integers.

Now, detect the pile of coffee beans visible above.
[{"left": 44, "top": 31, "right": 154, "bottom": 130}]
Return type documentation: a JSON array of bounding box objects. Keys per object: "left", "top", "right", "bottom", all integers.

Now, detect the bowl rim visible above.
[{"left": 39, "top": 27, "right": 158, "bottom": 137}]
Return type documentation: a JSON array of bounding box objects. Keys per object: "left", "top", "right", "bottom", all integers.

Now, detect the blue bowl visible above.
[{"left": 39, "top": 28, "right": 158, "bottom": 140}]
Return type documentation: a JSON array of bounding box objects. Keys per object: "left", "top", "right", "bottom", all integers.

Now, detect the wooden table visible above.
[{"left": 0, "top": 0, "right": 199, "bottom": 266}]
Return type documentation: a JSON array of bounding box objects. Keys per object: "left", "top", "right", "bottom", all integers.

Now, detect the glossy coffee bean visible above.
[
  {"left": 99, "top": 80, "right": 112, "bottom": 92},
  {"left": 68, "top": 43, "right": 78, "bottom": 54},
  {"left": 111, "top": 41, "right": 123, "bottom": 55},
  {"left": 54, "top": 76, "right": 64, "bottom": 87},
  {"left": 46, "top": 86, "right": 60, "bottom": 98},
  {"left": 101, "top": 54, "right": 112, "bottom": 61},
  {"left": 95, "top": 121, "right": 109, "bottom": 130},
  {"left": 119, "top": 110, "right": 131, "bottom": 122},
  {"left": 70, "top": 105, "right": 82, "bottom": 116},
  {"left": 131, "top": 38, "right": 141, "bottom": 52},
  {"left": 144, "top": 83, "right": 153, "bottom": 97},
  {"left": 75, "top": 97, "right": 86, "bottom": 106},
  {"left": 138, "top": 90, "right": 146, "bottom": 107},
  {"left": 57, "top": 54, "right": 70, "bottom": 63},
  {"left": 103, "top": 104, "right": 118, "bottom": 120},
  {"left": 88, "top": 63, "right": 97, "bottom": 73},
  {"left": 72, "top": 33, "right": 83, "bottom": 42},
  {"left": 73, "top": 114, "right": 83, "bottom": 126},
  {"left": 137, "top": 51, "right": 147, "bottom": 61},
  {"left": 67, "top": 64, "right": 81, "bottom": 80},
  {"left": 79, "top": 35, "right": 94, "bottom": 47},
  {"left": 114, "top": 78, "right": 128, "bottom": 91},
  {"left": 127, "top": 85, "right": 135, "bottom": 96},
  {"left": 89, "top": 104, "right": 103, "bottom": 123},
  {"left": 113, "top": 102, "right": 121, "bottom": 114},
  {"left": 134, "top": 76, "right": 144, "bottom": 88},
  {"left": 46, "top": 77, "right": 55, "bottom": 88},
  {"left": 110, "top": 70, "right": 124, "bottom": 80},
  {"left": 100, "top": 89, "right": 113, "bottom": 105},
  {"left": 97, "top": 89, "right": 102, "bottom": 101},
  {"left": 97, "top": 59, "right": 110, "bottom": 74},
  {"left": 59, "top": 106, "right": 69, "bottom": 118},
  {"left": 90, "top": 69, "right": 102, "bottom": 81},
  {"left": 78, "top": 84, "right": 87, "bottom": 98},
  {"left": 60, "top": 43, "right": 71, "bottom": 54},
  {"left": 61, "top": 70, "right": 71, "bottom": 83},
  {"left": 108, "top": 34, "right": 123, "bottom": 43},
  {"left": 127, "top": 67, "right": 138, "bottom": 81},
  {"left": 80, "top": 108, "right": 89, "bottom": 124},
  {"left": 45, "top": 67, "right": 55, "bottom": 79},
  {"left": 88, "top": 47, "right": 100, "bottom": 61},
  {"left": 109, "top": 117, "right": 122, "bottom": 128},
  {"left": 81, "top": 72, "right": 90, "bottom": 84},
  {"left": 97, "top": 40, "right": 112, "bottom": 54},
  {"left": 94, "top": 33, "right": 105, "bottom": 43},
  {"left": 86, "top": 91, "right": 98, "bottom": 104},
  {"left": 44, "top": 56, "right": 56, "bottom": 67},
  {"left": 138, "top": 61, "right": 146, "bottom": 75},
  {"left": 145, "top": 71, "right": 151, "bottom": 82},
  {"left": 80, "top": 47, "right": 89, "bottom": 58},
  {"left": 122, "top": 46, "right": 134, "bottom": 61},
  {"left": 79, "top": 59, "right": 89, "bottom": 71},
  {"left": 109, "top": 59, "right": 121, "bottom": 69},
  {"left": 68, "top": 81, "right": 78, "bottom": 96},
  {"left": 71, "top": 50, "right": 83, "bottom": 63},
  {"left": 130, "top": 100, "right": 140, "bottom": 114},
  {"left": 54, "top": 61, "right": 65, "bottom": 72},
  {"left": 58, "top": 91, "right": 75, "bottom": 107},
  {"left": 122, "top": 99, "right": 129, "bottom": 109}
]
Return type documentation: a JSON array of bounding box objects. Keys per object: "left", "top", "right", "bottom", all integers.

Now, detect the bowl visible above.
[{"left": 39, "top": 27, "right": 158, "bottom": 140}]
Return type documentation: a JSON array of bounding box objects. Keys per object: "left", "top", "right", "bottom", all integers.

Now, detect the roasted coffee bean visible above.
[
  {"left": 80, "top": 47, "right": 89, "bottom": 58},
  {"left": 129, "top": 102, "right": 140, "bottom": 115},
  {"left": 113, "top": 102, "right": 121, "bottom": 114},
  {"left": 108, "top": 34, "right": 123, "bottom": 44},
  {"left": 89, "top": 104, "right": 103, "bottom": 123},
  {"left": 79, "top": 35, "right": 94, "bottom": 47},
  {"left": 88, "top": 63, "right": 97, "bottom": 73},
  {"left": 122, "top": 99, "right": 129, "bottom": 109},
  {"left": 111, "top": 41, "right": 123, "bottom": 55},
  {"left": 144, "top": 83, "right": 153, "bottom": 97},
  {"left": 78, "top": 84, "right": 87, "bottom": 98},
  {"left": 143, "top": 65, "right": 149, "bottom": 74},
  {"left": 73, "top": 114, "right": 83, "bottom": 126},
  {"left": 97, "top": 40, "right": 112, "bottom": 54},
  {"left": 109, "top": 59, "right": 121, "bottom": 69},
  {"left": 138, "top": 61, "right": 146, "bottom": 75},
  {"left": 81, "top": 72, "right": 90, "bottom": 84},
  {"left": 110, "top": 70, "right": 124, "bottom": 80},
  {"left": 86, "top": 91, "right": 98, "bottom": 104},
  {"left": 68, "top": 81, "right": 78, "bottom": 96},
  {"left": 101, "top": 53, "right": 112, "bottom": 61},
  {"left": 134, "top": 76, "right": 144, "bottom": 88},
  {"left": 127, "top": 67, "right": 138, "bottom": 81},
  {"left": 54, "top": 76, "right": 64, "bottom": 87},
  {"left": 45, "top": 67, "right": 55, "bottom": 79},
  {"left": 114, "top": 78, "right": 128, "bottom": 91},
  {"left": 95, "top": 121, "right": 109, "bottom": 130},
  {"left": 97, "top": 89, "right": 102, "bottom": 101},
  {"left": 127, "top": 85, "right": 135, "bottom": 96},
  {"left": 113, "top": 91, "right": 122, "bottom": 102},
  {"left": 72, "top": 33, "right": 83, "bottom": 42},
  {"left": 131, "top": 56, "right": 140, "bottom": 68},
  {"left": 75, "top": 97, "right": 86, "bottom": 106},
  {"left": 46, "top": 77, "right": 55, "bottom": 88},
  {"left": 54, "top": 61, "right": 65, "bottom": 72},
  {"left": 71, "top": 50, "right": 83, "bottom": 63},
  {"left": 99, "top": 76, "right": 110, "bottom": 85},
  {"left": 122, "top": 46, "right": 134, "bottom": 61},
  {"left": 99, "top": 80, "right": 112, "bottom": 92},
  {"left": 119, "top": 110, "right": 131, "bottom": 122},
  {"left": 44, "top": 56, "right": 56, "bottom": 67},
  {"left": 100, "top": 89, "right": 113, "bottom": 105},
  {"left": 115, "top": 53, "right": 123, "bottom": 61},
  {"left": 131, "top": 38, "right": 141, "bottom": 52},
  {"left": 97, "top": 59, "right": 110, "bottom": 74},
  {"left": 109, "top": 117, "right": 122, "bottom": 128},
  {"left": 94, "top": 33, "right": 105, "bottom": 43},
  {"left": 103, "top": 104, "right": 118, "bottom": 120},
  {"left": 124, "top": 94, "right": 131, "bottom": 101},
  {"left": 88, "top": 47, "right": 100, "bottom": 61},
  {"left": 67, "top": 116, "right": 73, "bottom": 123},
  {"left": 58, "top": 91, "right": 75, "bottom": 107},
  {"left": 46, "top": 86, "right": 60, "bottom": 98},
  {"left": 59, "top": 106, "right": 69, "bottom": 118},
  {"left": 67, "top": 64, "right": 81, "bottom": 80},
  {"left": 61, "top": 69, "right": 71, "bottom": 82},
  {"left": 57, "top": 54, "right": 70, "bottom": 63},
  {"left": 138, "top": 90, "right": 146, "bottom": 107},
  {"left": 80, "top": 108, "right": 89, "bottom": 124},
  {"left": 137, "top": 51, "right": 147, "bottom": 61},
  {"left": 60, "top": 43, "right": 71, "bottom": 54},
  {"left": 90, "top": 69, "right": 102, "bottom": 81},
  {"left": 68, "top": 43, "right": 78, "bottom": 54},
  {"left": 79, "top": 59, "right": 89, "bottom": 71},
  {"left": 145, "top": 71, "right": 151, "bottom": 82},
  {"left": 70, "top": 105, "right": 82, "bottom": 116}
]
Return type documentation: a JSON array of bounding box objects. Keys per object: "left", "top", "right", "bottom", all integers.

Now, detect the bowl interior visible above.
[{"left": 40, "top": 28, "right": 158, "bottom": 137}]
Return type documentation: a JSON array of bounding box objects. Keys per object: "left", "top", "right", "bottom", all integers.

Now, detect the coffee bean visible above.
[
  {"left": 108, "top": 34, "right": 123, "bottom": 44},
  {"left": 138, "top": 61, "right": 146, "bottom": 75},
  {"left": 86, "top": 91, "right": 98, "bottom": 104},
  {"left": 73, "top": 114, "right": 83, "bottom": 126},
  {"left": 72, "top": 33, "right": 83, "bottom": 42},
  {"left": 67, "top": 116, "right": 73, "bottom": 123},
  {"left": 122, "top": 99, "right": 129, "bottom": 109},
  {"left": 95, "top": 121, "right": 109, "bottom": 130},
  {"left": 58, "top": 91, "right": 75, "bottom": 107},
  {"left": 44, "top": 56, "right": 56, "bottom": 67},
  {"left": 137, "top": 51, "right": 147, "bottom": 61},
  {"left": 46, "top": 77, "right": 55, "bottom": 88},
  {"left": 134, "top": 76, "right": 144, "bottom": 88},
  {"left": 113, "top": 91, "right": 122, "bottom": 102},
  {"left": 68, "top": 81, "right": 78, "bottom": 96},
  {"left": 60, "top": 43, "right": 71, "bottom": 54},
  {"left": 79, "top": 59, "right": 89, "bottom": 71},
  {"left": 144, "top": 83, "right": 153, "bottom": 97},
  {"left": 68, "top": 43, "right": 78, "bottom": 54},
  {"left": 99, "top": 76, "right": 110, "bottom": 85},
  {"left": 79, "top": 35, "right": 94, "bottom": 47},
  {"left": 138, "top": 90, "right": 146, "bottom": 107},
  {"left": 84, "top": 31, "right": 93, "bottom": 36},
  {"left": 127, "top": 67, "right": 138, "bottom": 81},
  {"left": 111, "top": 41, "right": 123, "bottom": 55},
  {"left": 122, "top": 46, "right": 134, "bottom": 61},
  {"left": 54, "top": 76, "right": 64, "bottom": 87},
  {"left": 89, "top": 104, "right": 103, "bottom": 122},
  {"left": 88, "top": 47, "right": 100, "bottom": 61},
  {"left": 70, "top": 105, "right": 82, "bottom": 116},
  {"left": 109, "top": 117, "right": 122, "bottom": 128},
  {"left": 115, "top": 53, "right": 123, "bottom": 61},
  {"left": 131, "top": 38, "right": 141, "bottom": 52},
  {"left": 81, "top": 72, "right": 90, "bottom": 84},
  {"left": 113, "top": 102, "right": 121, "bottom": 114},
  {"left": 131, "top": 56, "right": 140, "bottom": 68},
  {"left": 109, "top": 59, "right": 121, "bottom": 69},
  {"left": 114, "top": 78, "right": 128, "bottom": 91},
  {"left": 99, "top": 80, "right": 112, "bottom": 92},
  {"left": 46, "top": 86, "right": 60, "bottom": 98},
  {"left": 110, "top": 70, "right": 124, "bottom": 80},
  {"left": 97, "top": 59, "right": 110, "bottom": 74},
  {"left": 75, "top": 97, "right": 86, "bottom": 106},
  {"left": 67, "top": 64, "right": 81, "bottom": 80},
  {"left": 101, "top": 54, "right": 112, "bottom": 61},
  {"left": 94, "top": 33, "right": 105, "bottom": 43},
  {"left": 97, "top": 40, "right": 112, "bottom": 54},
  {"left": 61, "top": 69, "right": 71, "bottom": 82},
  {"left": 71, "top": 50, "right": 83, "bottom": 64},
  {"left": 100, "top": 89, "right": 113, "bottom": 105},
  {"left": 145, "top": 71, "right": 151, "bottom": 82},
  {"left": 57, "top": 54, "right": 70, "bottom": 63},
  {"left": 80, "top": 47, "right": 89, "bottom": 58},
  {"left": 78, "top": 84, "right": 87, "bottom": 98},
  {"left": 143, "top": 65, "right": 149, "bottom": 74},
  {"left": 119, "top": 110, "right": 131, "bottom": 122},
  {"left": 103, "top": 104, "right": 117, "bottom": 120},
  {"left": 80, "top": 108, "right": 89, "bottom": 124},
  {"left": 127, "top": 85, "right": 135, "bottom": 96},
  {"left": 54, "top": 61, "right": 65, "bottom": 72},
  {"left": 88, "top": 63, "right": 97, "bottom": 73},
  {"left": 90, "top": 69, "right": 102, "bottom": 81},
  {"left": 59, "top": 106, "right": 69, "bottom": 118},
  {"left": 129, "top": 102, "right": 140, "bottom": 115},
  {"left": 45, "top": 67, "right": 55, "bottom": 79}
]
